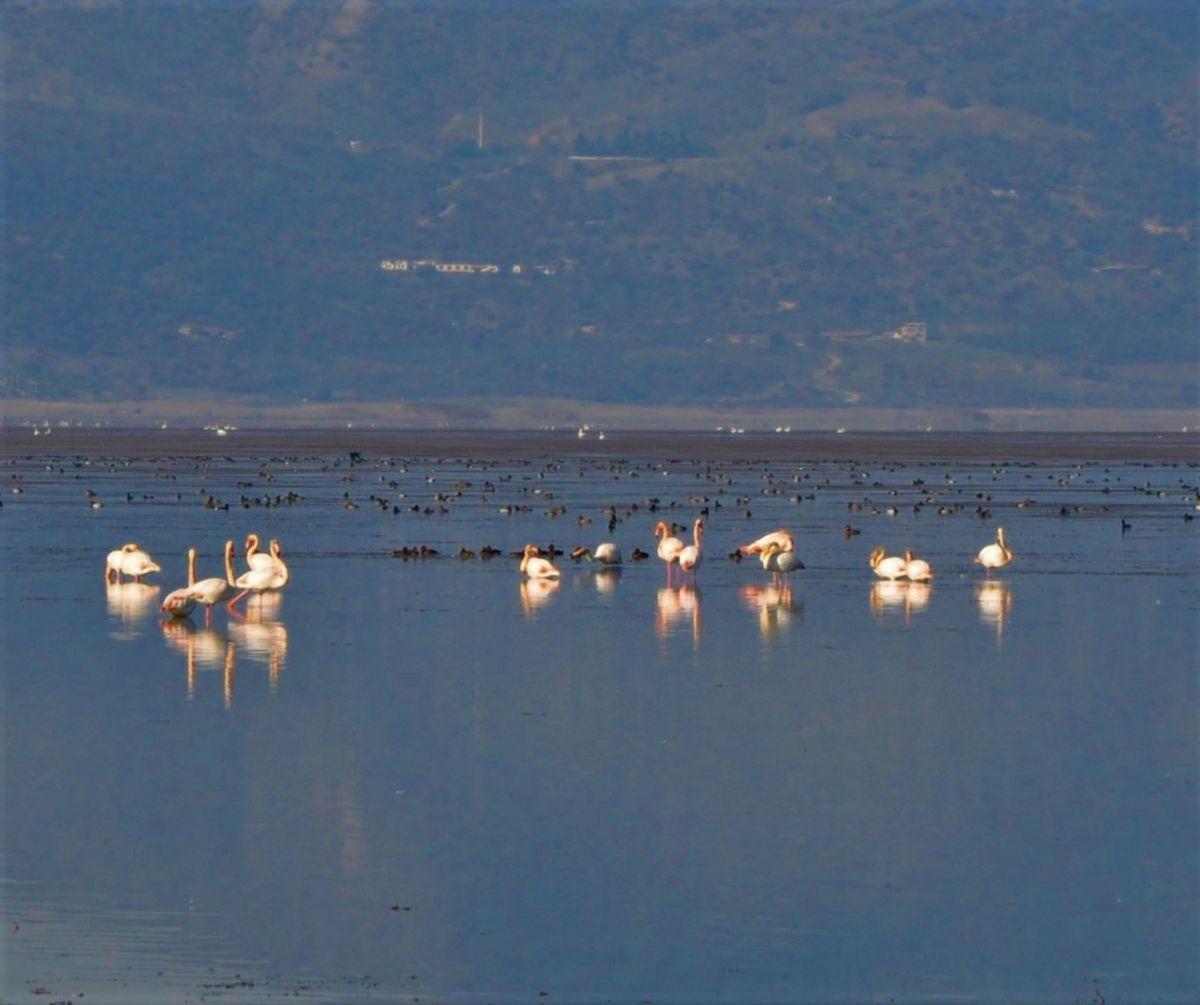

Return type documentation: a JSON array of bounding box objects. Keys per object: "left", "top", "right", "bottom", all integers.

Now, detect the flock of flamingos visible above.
[
  {"left": 105, "top": 532, "right": 289, "bottom": 624},
  {"left": 526, "top": 520, "right": 1011, "bottom": 582},
  {"left": 103, "top": 521, "right": 1014, "bottom": 622}
]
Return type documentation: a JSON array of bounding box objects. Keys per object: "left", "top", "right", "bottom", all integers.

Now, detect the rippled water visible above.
[{"left": 2, "top": 430, "right": 1197, "bottom": 1004}]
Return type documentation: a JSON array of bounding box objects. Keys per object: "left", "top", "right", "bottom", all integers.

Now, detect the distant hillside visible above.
[{"left": 4, "top": 0, "right": 1196, "bottom": 411}]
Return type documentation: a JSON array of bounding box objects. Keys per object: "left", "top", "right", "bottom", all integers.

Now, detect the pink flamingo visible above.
[
  {"left": 739, "top": 529, "right": 795, "bottom": 556},
  {"left": 677, "top": 517, "right": 704, "bottom": 579},
  {"left": 161, "top": 548, "right": 199, "bottom": 618}
]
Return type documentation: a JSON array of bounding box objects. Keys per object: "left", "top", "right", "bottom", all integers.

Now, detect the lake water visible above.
[{"left": 2, "top": 429, "right": 1197, "bottom": 1005}]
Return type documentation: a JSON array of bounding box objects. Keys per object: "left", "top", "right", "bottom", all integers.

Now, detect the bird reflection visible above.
[
  {"left": 106, "top": 581, "right": 161, "bottom": 639},
  {"left": 226, "top": 604, "right": 289, "bottom": 692},
  {"left": 520, "top": 576, "right": 560, "bottom": 616},
  {"left": 162, "top": 619, "right": 236, "bottom": 706},
  {"left": 655, "top": 585, "right": 702, "bottom": 645},
  {"left": 905, "top": 581, "right": 932, "bottom": 616},
  {"left": 591, "top": 566, "right": 622, "bottom": 595},
  {"left": 870, "top": 579, "right": 909, "bottom": 616},
  {"left": 868, "top": 579, "right": 934, "bottom": 623},
  {"left": 739, "top": 583, "right": 802, "bottom": 640},
  {"left": 974, "top": 580, "right": 1013, "bottom": 642}
]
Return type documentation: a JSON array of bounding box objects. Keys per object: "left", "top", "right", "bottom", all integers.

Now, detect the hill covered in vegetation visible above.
[{"left": 5, "top": 0, "right": 1196, "bottom": 413}]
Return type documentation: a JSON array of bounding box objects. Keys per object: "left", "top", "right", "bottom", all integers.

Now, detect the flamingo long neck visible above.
[
  {"left": 224, "top": 542, "right": 237, "bottom": 585},
  {"left": 997, "top": 528, "right": 1010, "bottom": 558},
  {"left": 188, "top": 549, "right": 197, "bottom": 586}
]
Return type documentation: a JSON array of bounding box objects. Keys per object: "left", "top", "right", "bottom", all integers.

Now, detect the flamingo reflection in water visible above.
[
  {"left": 591, "top": 566, "right": 622, "bottom": 596},
  {"left": 974, "top": 580, "right": 1013, "bottom": 642},
  {"left": 226, "top": 597, "right": 289, "bottom": 692},
  {"left": 162, "top": 619, "right": 237, "bottom": 707},
  {"left": 520, "top": 576, "right": 561, "bottom": 616},
  {"left": 106, "top": 581, "right": 161, "bottom": 640},
  {"left": 739, "top": 583, "right": 802, "bottom": 640},
  {"left": 869, "top": 580, "right": 933, "bottom": 623},
  {"left": 655, "top": 585, "right": 701, "bottom": 645}
]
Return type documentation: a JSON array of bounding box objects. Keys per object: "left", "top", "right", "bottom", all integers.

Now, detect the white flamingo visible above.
[
  {"left": 904, "top": 549, "right": 933, "bottom": 582},
  {"left": 119, "top": 544, "right": 161, "bottom": 582},
  {"left": 519, "top": 543, "right": 560, "bottom": 579},
  {"left": 677, "top": 517, "right": 704, "bottom": 577},
  {"left": 571, "top": 542, "right": 623, "bottom": 565},
  {"left": 760, "top": 539, "right": 803, "bottom": 585},
  {"left": 105, "top": 542, "right": 139, "bottom": 583},
  {"left": 227, "top": 538, "right": 290, "bottom": 608},
  {"left": 974, "top": 526, "right": 1013, "bottom": 576},
  {"left": 591, "top": 542, "right": 622, "bottom": 565},
  {"left": 655, "top": 521, "right": 684, "bottom": 580},
  {"left": 186, "top": 540, "right": 236, "bottom": 624},
  {"left": 868, "top": 546, "right": 907, "bottom": 580},
  {"left": 244, "top": 533, "right": 284, "bottom": 574}
]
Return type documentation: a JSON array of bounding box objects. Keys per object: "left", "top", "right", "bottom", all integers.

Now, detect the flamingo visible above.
[
  {"left": 227, "top": 537, "right": 290, "bottom": 608},
  {"left": 904, "top": 549, "right": 933, "bottom": 582},
  {"left": 655, "top": 520, "right": 684, "bottom": 580},
  {"left": 678, "top": 518, "right": 704, "bottom": 577},
  {"left": 570, "top": 542, "right": 622, "bottom": 565},
  {"left": 739, "top": 529, "right": 795, "bottom": 556},
  {"left": 760, "top": 540, "right": 804, "bottom": 586},
  {"left": 119, "top": 544, "right": 161, "bottom": 582},
  {"left": 591, "top": 542, "right": 622, "bottom": 565},
  {"left": 186, "top": 540, "right": 236, "bottom": 624},
  {"left": 868, "top": 546, "right": 907, "bottom": 580},
  {"left": 161, "top": 548, "right": 199, "bottom": 619},
  {"left": 974, "top": 526, "right": 1013, "bottom": 576},
  {"left": 105, "top": 542, "right": 139, "bottom": 582},
  {"left": 519, "top": 543, "right": 560, "bottom": 579},
  {"left": 244, "top": 533, "right": 283, "bottom": 574}
]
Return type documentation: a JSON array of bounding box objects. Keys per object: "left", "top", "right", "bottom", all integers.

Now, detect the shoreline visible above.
[
  {"left": 3, "top": 426, "right": 1197, "bottom": 464},
  {"left": 2, "top": 397, "right": 1197, "bottom": 433}
]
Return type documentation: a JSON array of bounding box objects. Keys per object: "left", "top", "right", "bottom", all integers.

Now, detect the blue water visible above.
[{"left": 2, "top": 430, "right": 1197, "bottom": 1004}]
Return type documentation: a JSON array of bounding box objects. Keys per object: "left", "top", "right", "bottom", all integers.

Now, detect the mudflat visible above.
[{"left": 3, "top": 426, "right": 1198, "bottom": 463}]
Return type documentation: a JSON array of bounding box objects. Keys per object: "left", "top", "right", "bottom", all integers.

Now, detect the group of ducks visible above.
[
  {"left": 106, "top": 534, "right": 291, "bottom": 624},
  {"left": 519, "top": 523, "right": 1014, "bottom": 584}
]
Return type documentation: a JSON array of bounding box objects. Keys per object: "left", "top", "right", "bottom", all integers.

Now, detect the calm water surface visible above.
[{"left": 2, "top": 430, "right": 1197, "bottom": 1004}]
